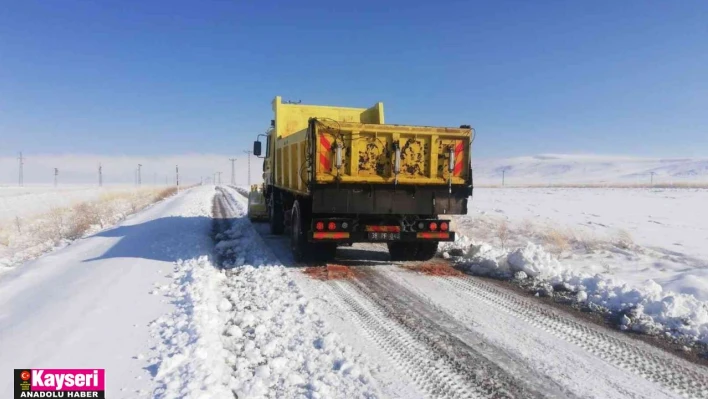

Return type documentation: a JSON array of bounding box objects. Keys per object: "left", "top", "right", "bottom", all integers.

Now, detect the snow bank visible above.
[
  {"left": 151, "top": 187, "right": 379, "bottom": 398},
  {"left": 442, "top": 237, "right": 708, "bottom": 345},
  {"left": 150, "top": 256, "right": 234, "bottom": 399},
  {"left": 221, "top": 264, "right": 376, "bottom": 398}
]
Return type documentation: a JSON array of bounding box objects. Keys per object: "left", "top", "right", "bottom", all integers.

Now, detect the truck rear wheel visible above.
[
  {"left": 291, "top": 201, "right": 337, "bottom": 263},
  {"left": 415, "top": 242, "right": 439, "bottom": 261},
  {"left": 269, "top": 192, "right": 284, "bottom": 235},
  {"left": 290, "top": 200, "right": 307, "bottom": 262}
]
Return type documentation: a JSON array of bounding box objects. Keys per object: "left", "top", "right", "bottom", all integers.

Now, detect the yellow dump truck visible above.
[{"left": 252, "top": 96, "right": 473, "bottom": 262}]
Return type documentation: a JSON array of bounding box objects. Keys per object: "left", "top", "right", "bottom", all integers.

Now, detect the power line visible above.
[
  {"left": 229, "top": 158, "right": 237, "bottom": 185},
  {"left": 18, "top": 152, "right": 24, "bottom": 187},
  {"left": 243, "top": 150, "right": 252, "bottom": 186}
]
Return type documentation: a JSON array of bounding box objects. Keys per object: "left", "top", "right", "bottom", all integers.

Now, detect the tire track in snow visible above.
[
  {"left": 438, "top": 275, "right": 708, "bottom": 399},
  {"left": 330, "top": 269, "right": 569, "bottom": 399},
  {"left": 327, "top": 281, "right": 481, "bottom": 399}
]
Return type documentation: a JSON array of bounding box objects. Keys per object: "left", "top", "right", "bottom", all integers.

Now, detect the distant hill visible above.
[{"left": 473, "top": 154, "right": 708, "bottom": 185}]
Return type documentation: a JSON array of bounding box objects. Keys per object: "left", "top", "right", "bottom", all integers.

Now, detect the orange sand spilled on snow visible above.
[
  {"left": 303, "top": 264, "right": 358, "bottom": 281},
  {"left": 404, "top": 261, "right": 463, "bottom": 277}
]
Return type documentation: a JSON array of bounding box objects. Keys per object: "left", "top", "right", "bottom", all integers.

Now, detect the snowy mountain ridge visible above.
[{"left": 473, "top": 154, "right": 708, "bottom": 185}]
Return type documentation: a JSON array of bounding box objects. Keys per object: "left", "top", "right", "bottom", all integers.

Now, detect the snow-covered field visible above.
[
  {"left": 447, "top": 187, "right": 708, "bottom": 345},
  {"left": 0, "top": 185, "right": 177, "bottom": 271},
  {"left": 467, "top": 187, "right": 708, "bottom": 261},
  {"left": 0, "top": 185, "right": 135, "bottom": 221}
]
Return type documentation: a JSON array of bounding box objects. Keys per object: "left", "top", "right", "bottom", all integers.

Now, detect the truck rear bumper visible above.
[
  {"left": 309, "top": 231, "right": 456, "bottom": 243},
  {"left": 311, "top": 184, "right": 470, "bottom": 215}
]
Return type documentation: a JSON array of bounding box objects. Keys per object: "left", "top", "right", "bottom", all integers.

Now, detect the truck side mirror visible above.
[{"left": 253, "top": 141, "right": 262, "bottom": 157}]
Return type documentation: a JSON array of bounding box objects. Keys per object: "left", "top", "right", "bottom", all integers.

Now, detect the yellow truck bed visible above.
[
  {"left": 269, "top": 97, "right": 472, "bottom": 195},
  {"left": 252, "top": 96, "right": 473, "bottom": 261}
]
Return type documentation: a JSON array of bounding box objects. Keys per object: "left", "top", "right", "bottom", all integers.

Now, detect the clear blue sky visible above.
[{"left": 1, "top": 0, "right": 706, "bottom": 158}]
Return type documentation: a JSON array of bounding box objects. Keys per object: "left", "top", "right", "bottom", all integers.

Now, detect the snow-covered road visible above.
[
  {"left": 1, "top": 185, "right": 707, "bottom": 399},
  {"left": 221, "top": 187, "right": 708, "bottom": 398},
  {"left": 0, "top": 185, "right": 216, "bottom": 397}
]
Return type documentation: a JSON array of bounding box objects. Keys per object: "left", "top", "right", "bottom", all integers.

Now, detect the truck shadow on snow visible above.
[
  {"left": 82, "top": 216, "right": 216, "bottom": 263},
  {"left": 248, "top": 221, "right": 396, "bottom": 268}
]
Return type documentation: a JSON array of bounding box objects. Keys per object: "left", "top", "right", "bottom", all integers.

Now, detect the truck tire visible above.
[
  {"left": 415, "top": 242, "right": 439, "bottom": 261},
  {"left": 290, "top": 200, "right": 308, "bottom": 262},
  {"left": 387, "top": 242, "right": 417, "bottom": 261},
  {"left": 269, "top": 192, "right": 284, "bottom": 235}
]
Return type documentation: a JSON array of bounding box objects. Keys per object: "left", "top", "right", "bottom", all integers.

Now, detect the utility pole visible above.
[
  {"left": 213, "top": 172, "right": 217, "bottom": 185},
  {"left": 98, "top": 163, "right": 103, "bottom": 187},
  {"left": 137, "top": 164, "right": 142, "bottom": 186},
  {"left": 18, "top": 152, "right": 24, "bottom": 187},
  {"left": 54, "top": 168, "right": 59, "bottom": 187},
  {"left": 176, "top": 165, "right": 180, "bottom": 192},
  {"left": 502, "top": 168, "right": 508, "bottom": 186},
  {"left": 229, "top": 158, "right": 237, "bottom": 185},
  {"left": 217, "top": 172, "right": 223, "bottom": 185},
  {"left": 153, "top": 172, "right": 157, "bottom": 186},
  {"left": 650, "top": 171, "right": 656, "bottom": 186},
  {"left": 243, "top": 150, "right": 252, "bottom": 186}
]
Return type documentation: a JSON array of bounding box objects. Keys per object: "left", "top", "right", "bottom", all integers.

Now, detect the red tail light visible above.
[
  {"left": 315, "top": 221, "right": 324, "bottom": 231},
  {"left": 328, "top": 222, "right": 337, "bottom": 231},
  {"left": 440, "top": 222, "right": 449, "bottom": 231},
  {"left": 429, "top": 222, "right": 438, "bottom": 231}
]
